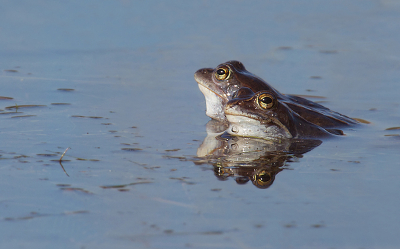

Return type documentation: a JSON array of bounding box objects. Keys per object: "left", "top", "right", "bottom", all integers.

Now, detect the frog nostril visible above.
[{"left": 231, "top": 126, "right": 239, "bottom": 133}]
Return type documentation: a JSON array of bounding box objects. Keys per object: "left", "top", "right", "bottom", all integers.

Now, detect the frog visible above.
[
  {"left": 194, "top": 60, "right": 357, "bottom": 128},
  {"left": 224, "top": 87, "right": 345, "bottom": 140}
]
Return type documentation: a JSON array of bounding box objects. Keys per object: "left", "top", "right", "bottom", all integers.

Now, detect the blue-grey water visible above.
[{"left": 1, "top": 1, "right": 400, "bottom": 248}]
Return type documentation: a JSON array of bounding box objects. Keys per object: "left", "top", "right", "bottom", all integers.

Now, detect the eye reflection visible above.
[{"left": 254, "top": 170, "right": 272, "bottom": 186}]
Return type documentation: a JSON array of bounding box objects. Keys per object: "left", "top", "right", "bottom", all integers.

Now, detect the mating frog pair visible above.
[{"left": 195, "top": 61, "right": 357, "bottom": 140}]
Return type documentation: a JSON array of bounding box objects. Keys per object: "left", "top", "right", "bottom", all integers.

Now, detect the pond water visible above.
[{"left": 1, "top": 1, "right": 400, "bottom": 248}]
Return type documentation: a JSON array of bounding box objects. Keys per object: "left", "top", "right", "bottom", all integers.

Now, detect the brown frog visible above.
[
  {"left": 195, "top": 60, "right": 357, "bottom": 128},
  {"left": 224, "top": 87, "right": 345, "bottom": 140}
]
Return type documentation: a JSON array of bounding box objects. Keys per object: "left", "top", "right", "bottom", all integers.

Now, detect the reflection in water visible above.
[
  {"left": 59, "top": 161, "right": 69, "bottom": 177},
  {"left": 196, "top": 120, "right": 322, "bottom": 189},
  {"left": 59, "top": 147, "right": 70, "bottom": 177}
]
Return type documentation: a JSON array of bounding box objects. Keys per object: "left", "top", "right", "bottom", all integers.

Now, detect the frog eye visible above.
[
  {"left": 215, "top": 66, "right": 230, "bottom": 80},
  {"left": 253, "top": 170, "right": 273, "bottom": 188},
  {"left": 257, "top": 93, "right": 274, "bottom": 109}
]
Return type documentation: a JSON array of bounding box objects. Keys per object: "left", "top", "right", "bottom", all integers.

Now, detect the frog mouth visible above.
[
  {"left": 197, "top": 84, "right": 228, "bottom": 122},
  {"left": 197, "top": 83, "right": 225, "bottom": 101},
  {"left": 195, "top": 70, "right": 229, "bottom": 121}
]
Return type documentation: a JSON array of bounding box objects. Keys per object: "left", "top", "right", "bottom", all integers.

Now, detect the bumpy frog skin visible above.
[
  {"left": 195, "top": 60, "right": 357, "bottom": 128},
  {"left": 224, "top": 87, "right": 344, "bottom": 140}
]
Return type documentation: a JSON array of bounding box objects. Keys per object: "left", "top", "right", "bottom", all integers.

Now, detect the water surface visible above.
[{"left": 1, "top": 1, "right": 400, "bottom": 248}]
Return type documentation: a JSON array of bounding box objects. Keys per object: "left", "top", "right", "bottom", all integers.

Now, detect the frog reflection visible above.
[
  {"left": 213, "top": 158, "right": 284, "bottom": 189},
  {"left": 196, "top": 120, "right": 321, "bottom": 189}
]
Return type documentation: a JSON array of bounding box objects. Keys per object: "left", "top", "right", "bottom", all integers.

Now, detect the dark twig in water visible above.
[
  {"left": 59, "top": 147, "right": 70, "bottom": 177},
  {"left": 60, "top": 147, "right": 70, "bottom": 162}
]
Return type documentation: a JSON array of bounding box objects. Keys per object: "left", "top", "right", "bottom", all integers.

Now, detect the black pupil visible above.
[
  {"left": 217, "top": 69, "right": 226, "bottom": 75},
  {"left": 261, "top": 97, "right": 272, "bottom": 104},
  {"left": 257, "top": 173, "right": 271, "bottom": 183}
]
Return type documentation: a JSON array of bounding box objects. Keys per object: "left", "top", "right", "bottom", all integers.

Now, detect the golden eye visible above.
[
  {"left": 253, "top": 170, "right": 273, "bottom": 187},
  {"left": 257, "top": 93, "right": 274, "bottom": 109},
  {"left": 214, "top": 66, "right": 230, "bottom": 80}
]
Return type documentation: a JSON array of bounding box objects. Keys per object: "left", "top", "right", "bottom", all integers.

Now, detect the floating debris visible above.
[
  {"left": 277, "top": 46, "right": 292, "bottom": 50},
  {"left": 51, "top": 103, "right": 71, "bottom": 105},
  {"left": 284, "top": 222, "right": 297, "bottom": 228},
  {"left": 3, "top": 210, "right": 88, "bottom": 222},
  {"left": 169, "top": 177, "right": 195, "bottom": 185},
  {"left": 310, "top": 76, "right": 322, "bottom": 79},
  {"left": 71, "top": 115, "right": 103, "bottom": 119},
  {"left": 384, "top": 134, "right": 400, "bottom": 137},
  {"left": 57, "top": 88, "right": 75, "bottom": 92},
  {"left": 76, "top": 158, "right": 100, "bottom": 161},
  {"left": 59, "top": 187, "right": 93, "bottom": 194},
  {"left": 64, "top": 210, "right": 89, "bottom": 215},
  {"left": 59, "top": 147, "right": 70, "bottom": 162},
  {"left": 128, "top": 160, "right": 148, "bottom": 167},
  {"left": 5, "top": 105, "right": 46, "bottom": 110},
  {"left": 385, "top": 127, "right": 400, "bottom": 130},
  {"left": 3, "top": 69, "right": 18, "bottom": 73},
  {"left": 211, "top": 188, "right": 222, "bottom": 192},
  {"left": 4, "top": 212, "right": 46, "bottom": 221},
  {"left": 0, "top": 96, "right": 13, "bottom": 100},
  {"left": 11, "top": 115, "right": 36, "bottom": 118},
  {"left": 59, "top": 147, "right": 70, "bottom": 177},
  {"left": 56, "top": 184, "right": 71, "bottom": 187},
  {"left": 163, "top": 155, "right": 187, "bottom": 161},
  {"left": 201, "top": 231, "right": 223, "bottom": 235},
  {"left": 121, "top": 148, "right": 142, "bottom": 151},
  {"left": 50, "top": 159, "right": 71, "bottom": 162},
  {"left": 100, "top": 181, "right": 152, "bottom": 189},
  {"left": 311, "top": 223, "right": 326, "bottom": 228},
  {"left": 0, "top": 112, "right": 23, "bottom": 115},
  {"left": 13, "top": 155, "right": 29, "bottom": 159},
  {"left": 165, "top": 148, "right": 180, "bottom": 152}
]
